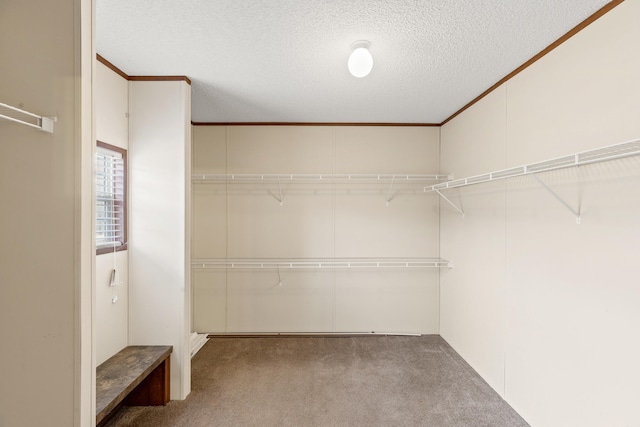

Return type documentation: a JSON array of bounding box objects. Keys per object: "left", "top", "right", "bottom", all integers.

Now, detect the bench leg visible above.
[{"left": 124, "top": 356, "right": 171, "bottom": 406}]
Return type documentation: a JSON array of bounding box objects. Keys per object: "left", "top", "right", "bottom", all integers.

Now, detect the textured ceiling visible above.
[{"left": 96, "top": 0, "right": 611, "bottom": 124}]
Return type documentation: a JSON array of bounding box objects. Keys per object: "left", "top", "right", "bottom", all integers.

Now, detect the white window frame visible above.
[{"left": 96, "top": 141, "right": 127, "bottom": 255}]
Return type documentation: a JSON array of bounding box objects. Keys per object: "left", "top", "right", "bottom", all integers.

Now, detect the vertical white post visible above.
[{"left": 128, "top": 80, "right": 192, "bottom": 400}]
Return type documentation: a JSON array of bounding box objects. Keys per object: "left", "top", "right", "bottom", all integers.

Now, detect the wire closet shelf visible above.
[
  {"left": 424, "top": 138, "right": 640, "bottom": 193},
  {"left": 193, "top": 173, "right": 452, "bottom": 183},
  {"left": 192, "top": 258, "right": 452, "bottom": 269}
]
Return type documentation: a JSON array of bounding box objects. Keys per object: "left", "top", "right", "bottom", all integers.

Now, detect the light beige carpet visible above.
[{"left": 104, "top": 335, "right": 529, "bottom": 427}]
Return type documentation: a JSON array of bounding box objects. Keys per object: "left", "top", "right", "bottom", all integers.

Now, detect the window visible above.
[{"left": 96, "top": 141, "right": 127, "bottom": 255}]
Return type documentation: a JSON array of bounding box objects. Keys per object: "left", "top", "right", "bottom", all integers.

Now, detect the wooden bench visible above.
[{"left": 96, "top": 345, "right": 172, "bottom": 427}]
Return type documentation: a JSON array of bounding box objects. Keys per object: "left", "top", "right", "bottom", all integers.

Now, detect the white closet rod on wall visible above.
[
  {"left": 425, "top": 138, "right": 640, "bottom": 193},
  {"left": 193, "top": 173, "right": 452, "bottom": 183},
  {"left": 192, "top": 257, "right": 452, "bottom": 269},
  {"left": 0, "top": 102, "right": 55, "bottom": 133}
]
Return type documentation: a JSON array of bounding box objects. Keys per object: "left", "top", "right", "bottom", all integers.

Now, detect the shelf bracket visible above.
[
  {"left": 435, "top": 190, "right": 464, "bottom": 217},
  {"left": 270, "top": 176, "right": 284, "bottom": 206},
  {"left": 385, "top": 176, "right": 396, "bottom": 206},
  {"left": 531, "top": 174, "right": 581, "bottom": 224},
  {"left": 271, "top": 267, "right": 283, "bottom": 289}
]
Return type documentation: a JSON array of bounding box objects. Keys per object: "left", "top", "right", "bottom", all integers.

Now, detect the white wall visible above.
[
  {"left": 192, "top": 125, "right": 441, "bottom": 334},
  {"left": 95, "top": 60, "right": 130, "bottom": 365},
  {"left": 129, "top": 80, "right": 192, "bottom": 400},
  {"left": 440, "top": 86, "right": 508, "bottom": 395},
  {"left": 440, "top": 1, "right": 640, "bottom": 425},
  {"left": 0, "top": 0, "right": 94, "bottom": 425}
]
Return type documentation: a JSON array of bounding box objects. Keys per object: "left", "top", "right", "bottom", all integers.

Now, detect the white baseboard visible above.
[{"left": 190, "top": 332, "right": 209, "bottom": 358}]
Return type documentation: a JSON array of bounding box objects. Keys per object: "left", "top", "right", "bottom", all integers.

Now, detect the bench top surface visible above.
[{"left": 96, "top": 345, "right": 172, "bottom": 423}]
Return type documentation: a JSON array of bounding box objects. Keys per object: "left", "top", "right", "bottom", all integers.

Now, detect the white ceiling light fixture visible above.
[{"left": 348, "top": 40, "right": 373, "bottom": 78}]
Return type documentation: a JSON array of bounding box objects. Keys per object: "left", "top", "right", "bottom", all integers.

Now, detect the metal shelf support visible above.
[
  {"left": 531, "top": 174, "right": 581, "bottom": 224},
  {"left": 435, "top": 189, "right": 464, "bottom": 217},
  {"left": 276, "top": 176, "right": 284, "bottom": 205},
  {"left": 385, "top": 176, "right": 396, "bottom": 206}
]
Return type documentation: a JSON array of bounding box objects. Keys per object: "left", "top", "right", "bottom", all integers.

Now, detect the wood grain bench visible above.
[{"left": 96, "top": 345, "right": 172, "bottom": 427}]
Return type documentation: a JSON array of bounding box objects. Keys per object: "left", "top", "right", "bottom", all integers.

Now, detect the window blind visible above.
[{"left": 96, "top": 146, "right": 126, "bottom": 251}]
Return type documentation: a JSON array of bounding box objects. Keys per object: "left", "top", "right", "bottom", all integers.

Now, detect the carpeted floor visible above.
[{"left": 104, "top": 335, "right": 529, "bottom": 426}]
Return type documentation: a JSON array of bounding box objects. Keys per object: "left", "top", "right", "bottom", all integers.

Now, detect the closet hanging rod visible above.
[{"left": 0, "top": 102, "right": 55, "bottom": 133}]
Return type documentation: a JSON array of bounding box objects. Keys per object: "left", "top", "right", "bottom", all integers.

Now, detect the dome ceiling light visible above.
[{"left": 348, "top": 40, "right": 373, "bottom": 78}]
